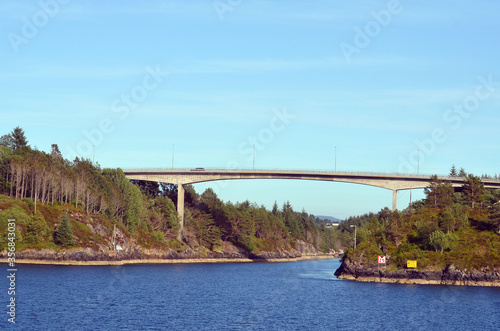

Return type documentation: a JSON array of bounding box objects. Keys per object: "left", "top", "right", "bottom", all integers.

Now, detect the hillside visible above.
[{"left": 0, "top": 127, "right": 340, "bottom": 262}]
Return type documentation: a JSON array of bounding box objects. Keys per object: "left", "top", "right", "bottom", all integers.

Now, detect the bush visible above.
[
  {"left": 24, "top": 212, "right": 50, "bottom": 244},
  {"left": 150, "top": 231, "right": 165, "bottom": 243},
  {"left": 22, "top": 198, "right": 34, "bottom": 209},
  {"left": 0, "top": 205, "right": 30, "bottom": 225},
  {"left": 428, "top": 230, "right": 457, "bottom": 253}
]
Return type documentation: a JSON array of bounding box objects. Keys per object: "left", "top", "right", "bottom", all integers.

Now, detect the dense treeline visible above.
[
  {"left": 0, "top": 130, "right": 143, "bottom": 230},
  {"left": 339, "top": 169, "right": 500, "bottom": 270},
  {"left": 0, "top": 127, "right": 337, "bottom": 253}
]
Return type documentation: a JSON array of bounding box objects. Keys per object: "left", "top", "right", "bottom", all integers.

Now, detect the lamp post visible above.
[
  {"left": 335, "top": 146, "right": 337, "bottom": 172},
  {"left": 172, "top": 144, "right": 174, "bottom": 170},
  {"left": 417, "top": 148, "right": 420, "bottom": 175},
  {"left": 253, "top": 144, "right": 255, "bottom": 170},
  {"left": 350, "top": 224, "right": 357, "bottom": 249}
]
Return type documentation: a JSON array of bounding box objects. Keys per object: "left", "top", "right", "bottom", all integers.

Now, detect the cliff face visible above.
[{"left": 335, "top": 258, "right": 500, "bottom": 287}]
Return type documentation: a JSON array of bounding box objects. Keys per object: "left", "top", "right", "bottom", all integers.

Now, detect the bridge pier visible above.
[
  {"left": 177, "top": 184, "right": 184, "bottom": 241},
  {"left": 392, "top": 190, "right": 398, "bottom": 211}
]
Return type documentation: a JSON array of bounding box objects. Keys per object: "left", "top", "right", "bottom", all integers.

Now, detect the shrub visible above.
[{"left": 24, "top": 212, "right": 50, "bottom": 244}]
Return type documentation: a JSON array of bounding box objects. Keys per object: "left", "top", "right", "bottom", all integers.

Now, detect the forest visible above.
[{"left": 0, "top": 127, "right": 340, "bottom": 254}]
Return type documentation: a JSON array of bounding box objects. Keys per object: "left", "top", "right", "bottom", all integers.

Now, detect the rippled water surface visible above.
[{"left": 2, "top": 259, "right": 500, "bottom": 330}]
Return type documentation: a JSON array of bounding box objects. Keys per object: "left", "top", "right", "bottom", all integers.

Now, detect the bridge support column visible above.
[
  {"left": 392, "top": 190, "right": 398, "bottom": 211},
  {"left": 177, "top": 184, "right": 184, "bottom": 241}
]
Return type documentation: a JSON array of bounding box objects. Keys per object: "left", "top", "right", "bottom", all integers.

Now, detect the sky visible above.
[{"left": 1, "top": 0, "right": 500, "bottom": 220}]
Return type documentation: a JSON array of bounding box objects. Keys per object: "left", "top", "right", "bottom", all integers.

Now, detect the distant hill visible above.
[{"left": 315, "top": 215, "right": 342, "bottom": 223}]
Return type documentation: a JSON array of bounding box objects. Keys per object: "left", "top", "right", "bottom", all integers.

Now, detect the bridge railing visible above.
[{"left": 121, "top": 167, "right": 500, "bottom": 182}]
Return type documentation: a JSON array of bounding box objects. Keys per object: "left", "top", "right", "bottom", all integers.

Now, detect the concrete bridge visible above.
[{"left": 123, "top": 168, "right": 500, "bottom": 238}]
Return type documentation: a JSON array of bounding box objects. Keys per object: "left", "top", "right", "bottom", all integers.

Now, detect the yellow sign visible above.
[{"left": 407, "top": 260, "right": 417, "bottom": 268}]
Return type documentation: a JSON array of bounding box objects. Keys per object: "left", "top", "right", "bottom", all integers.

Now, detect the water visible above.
[{"left": 2, "top": 259, "right": 499, "bottom": 330}]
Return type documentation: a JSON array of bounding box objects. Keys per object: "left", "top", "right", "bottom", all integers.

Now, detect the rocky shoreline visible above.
[
  {"left": 334, "top": 258, "right": 500, "bottom": 287},
  {"left": 0, "top": 239, "right": 338, "bottom": 266}
]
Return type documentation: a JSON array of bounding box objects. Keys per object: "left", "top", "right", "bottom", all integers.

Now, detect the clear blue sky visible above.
[{"left": 1, "top": 0, "right": 499, "bottom": 219}]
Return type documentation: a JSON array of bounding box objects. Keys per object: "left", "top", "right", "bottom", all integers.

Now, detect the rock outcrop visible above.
[{"left": 334, "top": 258, "right": 500, "bottom": 287}]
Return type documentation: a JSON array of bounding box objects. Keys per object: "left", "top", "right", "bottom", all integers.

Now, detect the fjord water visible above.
[{"left": 4, "top": 259, "right": 500, "bottom": 330}]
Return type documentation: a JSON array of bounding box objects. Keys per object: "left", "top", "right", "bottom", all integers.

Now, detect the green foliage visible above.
[
  {"left": 54, "top": 215, "right": 75, "bottom": 247},
  {"left": 0, "top": 220, "right": 23, "bottom": 250},
  {"left": 103, "top": 169, "right": 143, "bottom": 232},
  {"left": 463, "top": 174, "right": 485, "bottom": 209},
  {"left": 392, "top": 243, "right": 423, "bottom": 268},
  {"left": 25, "top": 212, "right": 50, "bottom": 244},
  {"left": 0, "top": 205, "right": 31, "bottom": 225},
  {"left": 10, "top": 126, "right": 28, "bottom": 150},
  {"left": 449, "top": 164, "right": 458, "bottom": 177},
  {"left": 187, "top": 210, "right": 221, "bottom": 249},
  {"left": 424, "top": 175, "right": 454, "bottom": 208},
  {"left": 429, "top": 230, "right": 448, "bottom": 253},
  {"left": 22, "top": 198, "right": 35, "bottom": 209},
  {"left": 150, "top": 231, "right": 165, "bottom": 243}
]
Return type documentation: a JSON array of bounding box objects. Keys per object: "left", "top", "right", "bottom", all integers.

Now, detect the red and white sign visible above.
[{"left": 378, "top": 255, "right": 386, "bottom": 265}]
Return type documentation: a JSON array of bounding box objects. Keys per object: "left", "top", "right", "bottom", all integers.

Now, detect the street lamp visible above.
[
  {"left": 172, "top": 144, "right": 174, "bottom": 170},
  {"left": 253, "top": 144, "right": 255, "bottom": 170},
  {"left": 335, "top": 146, "right": 337, "bottom": 172},
  {"left": 350, "top": 224, "right": 357, "bottom": 249},
  {"left": 417, "top": 148, "right": 420, "bottom": 175}
]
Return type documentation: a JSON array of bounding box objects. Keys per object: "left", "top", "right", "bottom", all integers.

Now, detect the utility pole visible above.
[
  {"left": 417, "top": 148, "right": 420, "bottom": 175},
  {"left": 350, "top": 224, "right": 357, "bottom": 249},
  {"left": 253, "top": 144, "right": 255, "bottom": 170},
  {"left": 335, "top": 146, "right": 337, "bottom": 172},
  {"left": 172, "top": 144, "right": 174, "bottom": 170},
  {"left": 409, "top": 187, "right": 413, "bottom": 212}
]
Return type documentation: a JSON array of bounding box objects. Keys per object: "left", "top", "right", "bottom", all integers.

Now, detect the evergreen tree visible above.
[
  {"left": 458, "top": 167, "right": 467, "bottom": 178},
  {"left": 424, "top": 175, "right": 454, "bottom": 208},
  {"left": 11, "top": 126, "right": 28, "bottom": 150},
  {"left": 463, "top": 174, "right": 485, "bottom": 209},
  {"left": 272, "top": 201, "right": 280, "bottom": 216},
  {"left": 54, "top": 215, "right": 75, "bottom": 247},
  {"left": 449, "top": 164, "right": 458, "bottom": 177},
  {"left": 51, "top": 144, "right": 63, "bottom": 160}
]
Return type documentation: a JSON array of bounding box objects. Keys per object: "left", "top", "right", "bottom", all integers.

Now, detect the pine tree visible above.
[
  {"left": 54, "top": 215, "right": 75, "bottom": 247},
  {"left": 458, "top": 167, "right": 467, "bottom": 178},
  {"left": 449, "top": 164, "right": 458, "bottom": 177},
  {"left": 463, "top": 174, "right": 485, "bottom": 209},
  {"left": 11, "top": 126, "right": 28, "bottom": 150},
  {"left": 424, "top": 175, "right": 454, "bottom": 208}
]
